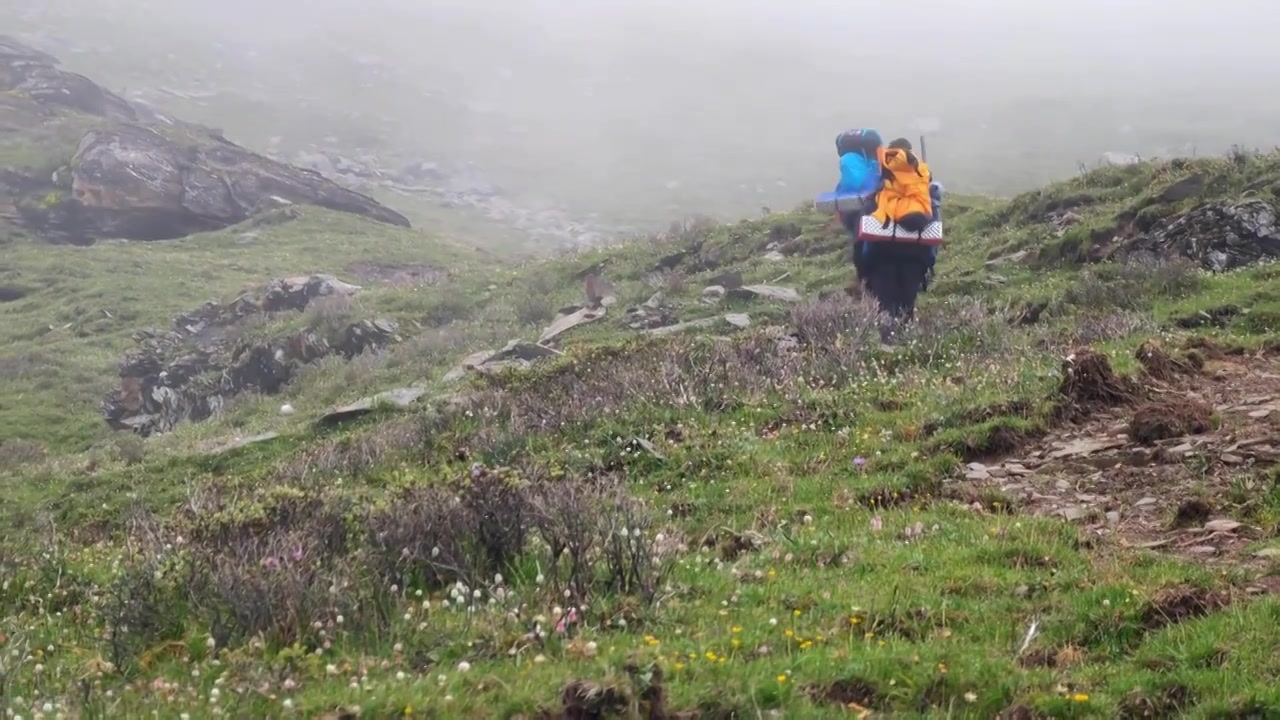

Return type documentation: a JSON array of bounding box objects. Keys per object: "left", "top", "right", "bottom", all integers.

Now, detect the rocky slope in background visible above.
[
  {"left": 0, "top": 36, "right": 410, "bottom": 244},
  {"left": 282, "top": 145, "right": 630, "bottom": 250}
]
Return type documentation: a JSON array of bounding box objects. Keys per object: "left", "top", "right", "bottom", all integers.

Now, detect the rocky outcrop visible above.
[
  {"left": 0, "top": 36, "right": 410, "bottom": 244},
  {"left": 1121, "top": 199, "right": 1280, "bottom": 272},
  {"left": 102, "top": 274, "right": 401, "bottom": 436}
]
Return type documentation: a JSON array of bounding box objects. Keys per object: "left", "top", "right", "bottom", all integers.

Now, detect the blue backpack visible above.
[
  {"left": 816, "top": 129, "right": 884, "bottom": 214},
  {"left": 837, "top": 152, "right": 881, "bottom": 195}
]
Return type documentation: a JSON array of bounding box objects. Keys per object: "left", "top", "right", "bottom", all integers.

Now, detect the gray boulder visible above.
[{"left": 1123, "top": 199, "right": 1280, "bottom": 272}]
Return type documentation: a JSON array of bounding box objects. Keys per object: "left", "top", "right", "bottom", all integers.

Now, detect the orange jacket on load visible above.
[{"left": 871, "top": 146, "right": 934, "bottom": 227}]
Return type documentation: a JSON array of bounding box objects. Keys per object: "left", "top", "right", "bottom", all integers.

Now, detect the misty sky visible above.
[{"left": 6, "top": 0, "right": 1279, "bottom": 226}]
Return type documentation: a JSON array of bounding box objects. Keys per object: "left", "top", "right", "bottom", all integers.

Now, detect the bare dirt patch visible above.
[
  {"left": 959, "top": 344, "right": 1280, "bottom": 579},
  {"left": 1139, "top": 584, "right": 1232, "bottom": 631},
  {"left": 808, "top": 678, "right": 881, "bottom": 710}
]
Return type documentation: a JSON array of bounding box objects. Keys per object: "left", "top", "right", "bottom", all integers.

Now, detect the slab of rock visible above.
[
  {"left": 216, "top": 432, "right": 281, "bottom": 453},
  {"left": 723, "top": 313, "right": 751, "bottom": 329},
  {"left": 729, "top": 284, "right": 802, "bottom": 303},
  {"left": 319, "top": 387, "right": 426, "bottom": 425},
  {"left": 489, "top": 339, "right": 561, "bottom": 363},
  {"left": 540, "top": 306, "right": 606, "bottom": 343},
  {"left": 1046, "top": 436, "right": 1128, "bottom": 460},
  {"left": 1203, "top": 519, "right": 1243, "bottom": 533},
  {"left": 1056, "top": 506, "right": 1090, "bottom": 522},
  {"left": 643, "top": 317, "right": 719, "bottom": 336},
  {"left": 442, "top": 341, "right": 560, "bottom": 383},
  {"left": 443, "top": 349, "right": 498, "bottom": 382}
]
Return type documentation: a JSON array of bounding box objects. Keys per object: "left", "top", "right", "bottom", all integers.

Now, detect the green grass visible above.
[{"left": 6, "top": 152, "right": 1280, "bottom": 718}]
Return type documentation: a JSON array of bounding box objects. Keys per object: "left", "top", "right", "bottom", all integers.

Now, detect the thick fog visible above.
[{"left": 6, "top": 0, "right": 1278, "bottom": 233}]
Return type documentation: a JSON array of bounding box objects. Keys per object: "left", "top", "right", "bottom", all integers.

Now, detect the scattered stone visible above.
[
  {"left": 1202, "top": 519, "right": 1243, "bottom": 533},
  {"left": 1082, "top": 455, "right": 1122, "bottom": 470},
  {"left": 1249, "top": 408, "right": 1274, "bottom": 419},
  {"left": 1186, "top": 545, "right": 1218, "bottom": 557},
  {"left": 701, "top": 286, "right": 726, "bottom": 304},
  {"left": 1054, "top": 504, "right": 1085, "bottom": 520},
  {"left": 1057, "top": 506, "right": 1089, "bottom": 522},
  {"left": 1106, "top": 511, "right": 1121, "bottom": 525},
  {"left": 763, "top": 251, "right": 786, "bottom": 261},
  {"left": 631, "top": 437, "right": 665, "bottom": 460},
  {"left": 1135, "top": 497, "right": 1158, "bottom": 508},
  {"left": 337, "top": 319, "right": 400, "bottom": 358},
  {"left": 708, "top": 271, "right": 744, "bottom": 291},
  {"left": 723, "top": 313, "right": 752, "bottom": 329},
  {"left": 1252, "top": 548, "right": 1280, "bottom": 559}
]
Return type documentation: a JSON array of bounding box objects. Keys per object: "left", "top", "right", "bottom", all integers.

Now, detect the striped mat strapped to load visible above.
[{"left": 856, "top": 214, "right": 944, "bottom": 246}]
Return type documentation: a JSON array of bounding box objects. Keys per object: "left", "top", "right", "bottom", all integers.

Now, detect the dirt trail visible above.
[{"left": 960, "top": 342, "right": 1280, "bottom": 588}]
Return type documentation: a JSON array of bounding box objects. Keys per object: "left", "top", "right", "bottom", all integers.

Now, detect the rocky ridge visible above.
[{"left": 0, "top": 36, "right": 410, "bottom": 244}]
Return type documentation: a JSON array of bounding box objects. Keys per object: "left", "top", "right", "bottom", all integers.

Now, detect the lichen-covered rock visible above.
[{"left": 1123, "top": 199, "right": 1280, "bottom": 272}]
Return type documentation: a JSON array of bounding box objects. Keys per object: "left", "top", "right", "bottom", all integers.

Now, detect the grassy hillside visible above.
[{"left": 5, "top": 152, "right": 1280, "bottom": 718}]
